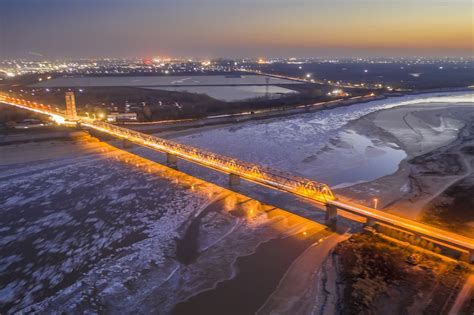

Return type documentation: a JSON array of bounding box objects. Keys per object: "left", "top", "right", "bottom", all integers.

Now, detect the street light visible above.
[{"left": 373, "top": 198, "right": 378, "bottom": 209}]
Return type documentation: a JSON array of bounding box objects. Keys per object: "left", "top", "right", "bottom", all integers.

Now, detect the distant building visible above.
[
  {"left": 107, "top": 112, "right": 138, "bottom": 122},
  {"left": 65, "top": 92, "right": 77, "bottom": 120}
]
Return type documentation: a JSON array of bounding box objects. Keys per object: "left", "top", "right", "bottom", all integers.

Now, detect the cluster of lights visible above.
[{"left": 0, "top": 57, "right": 244, "bottom": 78}]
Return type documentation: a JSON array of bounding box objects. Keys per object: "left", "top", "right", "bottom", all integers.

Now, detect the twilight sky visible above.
[{"left": 0, "top": 0, "right": 472, "bottom": 59}]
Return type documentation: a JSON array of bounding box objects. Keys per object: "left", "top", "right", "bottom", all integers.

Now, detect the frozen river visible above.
[
  {"left": 1, "top": 90, "right": 472, "bottom": 313},
  {"left": 172, "top": 91, "right": 474, "bottom": 188},
  {"left": 32, "top": 74, "right": 300, "bottom": 101},
  {"left": 146, "top": 85, "right": 297, "bottom": 101},
  {"left": 0, "top": 138, "right": 326, "bottom": 314}
]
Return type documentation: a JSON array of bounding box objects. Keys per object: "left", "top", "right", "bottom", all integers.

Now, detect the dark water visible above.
[
  {"left": 175, "top": 198, "right": 227, "bottom": 265},
  {"left": 172, "top": 230, "right": 322, "bottom": 315}
]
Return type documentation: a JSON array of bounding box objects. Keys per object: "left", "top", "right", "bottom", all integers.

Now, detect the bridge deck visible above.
[{"left": 1, "top": 93, "right": 473, "bottom": 255}]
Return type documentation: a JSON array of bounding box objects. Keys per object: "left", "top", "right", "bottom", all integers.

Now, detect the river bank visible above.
[
  {"left": 123, "top": 87, "right": 473, "bottom": 134},
  {"left": 164, "top": 92, "right": 473, "bottom": 237},
  {"left": 336, "top": 102, "right": 474, "bottom": 237},
  {"left": 332, "top": 233, "right": 472, "bottom": 314}
]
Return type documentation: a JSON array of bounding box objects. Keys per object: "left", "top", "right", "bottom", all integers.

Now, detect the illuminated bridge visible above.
[{"left": 1, "top": 93, "right": 473, "bottom": 263}]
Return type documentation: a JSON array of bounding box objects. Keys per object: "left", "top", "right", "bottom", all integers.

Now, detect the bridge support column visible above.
[
  {"left": 166, "top": 153, "right": 178, "bottom": 168},
  {"left": 365, "top": 217, "right": 377, "bottom": 227},
  {"left": 325, "top": 204, "right": 337, "bottom": 229},
  {"left": 229, "top": 173, "right": 240, "bottom": 186},
  {"left": 122, "top": 138, "right": 133, "bottom": 148}
]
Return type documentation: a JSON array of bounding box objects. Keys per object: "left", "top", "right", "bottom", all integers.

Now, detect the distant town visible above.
[{"left": 1, "top": 56, "right": 472, "bottom": 128}]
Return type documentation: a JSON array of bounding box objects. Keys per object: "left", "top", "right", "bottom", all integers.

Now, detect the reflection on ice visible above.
[{"left": 330, "top": 130, "right": 406, "bottom": 188}]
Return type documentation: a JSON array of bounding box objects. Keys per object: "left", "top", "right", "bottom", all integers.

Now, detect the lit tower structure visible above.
[{"left": 65, "top": 91, "right": 77, "bottom": 120}]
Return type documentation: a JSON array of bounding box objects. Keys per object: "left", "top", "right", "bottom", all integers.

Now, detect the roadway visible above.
[{"left": 330, "top": 199, "right": 474, "bottom": 253}]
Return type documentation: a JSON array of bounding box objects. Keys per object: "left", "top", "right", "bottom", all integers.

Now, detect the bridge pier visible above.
[
  {"left": 365, "top": 217, "right": 377, "bottom": 227},
  {"left": 325, "top": 204, "right": 337, "bottom": 229},
  {"left": 166, "top": 153, "right": 178, "bottom": 168},
  {"left": 229, "top": 173, "right": 241, "bottom": 186},
  {"left": 122, "top": 138, "right": 133, "bottom": 148}
]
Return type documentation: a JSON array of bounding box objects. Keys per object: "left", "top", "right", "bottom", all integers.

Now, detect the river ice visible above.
[
  {"left": 0, "top": 143, "right": 317, "bottom": 314},
  {"left": 173, "top": 91, "right": 474, "bottom": 186},
  {"left": 0, "top": 148, "right": 224, "bottom": 313},
  {"left": 1, "top": 90, "right": 473, "bottom": 313}
]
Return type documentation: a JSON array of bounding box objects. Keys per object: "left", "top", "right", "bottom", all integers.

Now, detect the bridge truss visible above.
[{"left": 0, "top": 93, "right": 335, "bottom": 203}]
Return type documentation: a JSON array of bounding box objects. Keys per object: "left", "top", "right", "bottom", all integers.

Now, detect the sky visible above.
[{"left": 0, "top": 0, "right": 472, "bottom": 59}]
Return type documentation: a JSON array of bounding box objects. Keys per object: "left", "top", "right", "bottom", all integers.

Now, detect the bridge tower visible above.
[{"left": 65, "top": 92, "right": 77, "bottom": 120}]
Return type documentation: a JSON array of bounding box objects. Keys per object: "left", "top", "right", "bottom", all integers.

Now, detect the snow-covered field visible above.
[{"left": 173, "top": 91, "right": 474, "bottom": 187}]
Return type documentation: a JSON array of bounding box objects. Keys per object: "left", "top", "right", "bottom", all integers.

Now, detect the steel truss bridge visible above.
[{"left": 1, "top": 93, "right": 473, "bottom": 262}]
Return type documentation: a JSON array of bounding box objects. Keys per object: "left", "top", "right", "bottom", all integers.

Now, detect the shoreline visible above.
[
  {"left": 151, "top": 91, "right": 473, "bottom": 236},
  {"left": 152, "top": 89, "right": 473, "bottom": 141},
  {"left": 336, "top": 102, "right": 474, "bottom": 236},
  {"left": 122, "top": 86, "right": 473, "bottom": 134}
]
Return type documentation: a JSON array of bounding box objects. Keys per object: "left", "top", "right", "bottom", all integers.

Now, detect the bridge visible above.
[{"left": 1, "top": 92, "right": 473, "bottom": 262}]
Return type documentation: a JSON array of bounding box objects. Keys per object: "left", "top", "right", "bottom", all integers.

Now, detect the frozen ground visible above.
[{"left": 172, "top": 91, "right": 474, "bottom": 187}]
